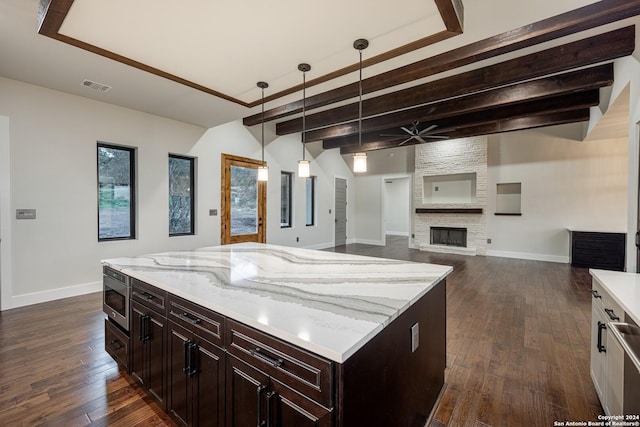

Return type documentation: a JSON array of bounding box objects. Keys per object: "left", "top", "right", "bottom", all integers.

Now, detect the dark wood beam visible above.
[
  {"left": 276, "top": 26, "right": 634, "bottom": 135},
  {"left": 339, "top": 109, "right": 591, "bottom": 154},
  {"left": 39, "top": 0, "right": 462, "bottom": 108},
  {"left": 325, "top": 90, "right": 599, "bottom": 151},
  {"left": 243, "top": 0, "right": 640, "bottom": 125},
  {"left": 307, "top": 63, "right": 612, "bottom": 142}
]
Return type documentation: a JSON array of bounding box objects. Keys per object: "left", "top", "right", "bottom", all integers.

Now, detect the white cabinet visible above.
[{"left": 590, "top": 278, "right": 626, "bottom": 416}]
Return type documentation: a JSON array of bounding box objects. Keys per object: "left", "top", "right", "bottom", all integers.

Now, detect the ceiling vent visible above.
[{"left": 82, "top": 79, "right": 112, "bottom": 92}]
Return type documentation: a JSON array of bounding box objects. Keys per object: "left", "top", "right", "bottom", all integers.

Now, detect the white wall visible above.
[
  {"left": 352, "top": 146, "right": 415, "bottom": 245},
  {"left": 0, "top": 77, "right": 354, "bottom": 309},
  {"left": 487, "top": 126, "right": 628, "bottom": 262},
  {"left": 0, "top": 115, "right": 10, "bottom": 309},
  {"left": 384, "top": 178, "right": 410, "bottom": 236}
]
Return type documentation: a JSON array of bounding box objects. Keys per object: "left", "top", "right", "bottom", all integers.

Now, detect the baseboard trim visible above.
[
  {"left": 385, "top": 231, "right": 409, "bottom": 236},
  {"left": 486, "top": 250, "right": 569, "bottom": 264},
  {"left": 9, "top": 281, "right": 102, "bottom": 310}
]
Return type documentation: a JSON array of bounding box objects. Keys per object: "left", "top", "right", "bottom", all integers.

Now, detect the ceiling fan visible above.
[{"left": 380, "top": 121, "right": 448, "bottom": 145}]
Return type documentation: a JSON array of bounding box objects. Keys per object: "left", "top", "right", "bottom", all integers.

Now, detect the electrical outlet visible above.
[
  {"left": 296, "top": 237, "right": 299, "bottom": 242},
  {"left": 209, "top": 209, "right": 218, "bottom": 216},
  {"left": 487, "top": 238, "right": 492, "bottom": 244},
  {"left": 410, "top": 322, "right": 419, "bottom": 352}
]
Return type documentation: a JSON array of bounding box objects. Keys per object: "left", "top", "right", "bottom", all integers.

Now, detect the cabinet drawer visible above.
[
  {"left": 105, "top": 318, "right": 129, "bottom": 370},
  {"left": 226, "top": 319, "right": 334, "bottom": 407},
  {"left": 592, "top": 279, "right": 625, "bottom": 322},
  {"left": 168, "top": 295, "right": 224, "bottom": 348},
  {"left": 132, "top": 278, "right": 167, "bottom": 316}
]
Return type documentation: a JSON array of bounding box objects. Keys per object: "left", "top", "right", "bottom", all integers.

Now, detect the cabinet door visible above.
[
  {"left": 168, "top": 323, "right": 191, "bottom": 426},
  {"left": 269, "top": 380, "right": 333, "bottom": 427},
  {"left": 130, "top": 302, "right": 148, "bottom": 386},
  {"left": 590, "top": 303, "right": 608, "bottom": 406},
  {"left": 131, "top": 301, "right": 167, "bottom": 408},
  {"left": 606, "top": 328, "right": 624, "bottom": 416},
  {"left": 147, "top": 313, "right": 166, "bottom": 408},
  {"left": 226, "top": 355, "right": 269, "bottom": 427},
  {"left": 192, "top": 338, "right": 225, "bottom": 427}
]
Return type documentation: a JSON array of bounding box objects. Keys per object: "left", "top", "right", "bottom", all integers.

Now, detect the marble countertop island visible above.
[{"left": 103, "top": 242, "right": 452, "bottom": 363}]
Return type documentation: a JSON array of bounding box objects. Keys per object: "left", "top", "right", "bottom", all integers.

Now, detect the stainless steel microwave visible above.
[{"left": 103, "top": 266, "right": 130, "bottom": 331}]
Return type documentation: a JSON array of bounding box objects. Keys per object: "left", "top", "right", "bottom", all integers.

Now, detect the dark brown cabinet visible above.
[
  {"left": 167, "top": 295, "right": 225, "bottom": 427},
  {"left": 130, "top": 300, "right": 167, "bottom": 408},
  {"left": 105, "top": 275, "right": 446, "bottom": 427},
  {"left": 226, "top": 354, "right": 332, "bottom": 427}
]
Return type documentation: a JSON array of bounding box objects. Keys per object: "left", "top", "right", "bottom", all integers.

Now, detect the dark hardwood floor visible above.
[{"left": 0, "top": 237, "right": 602, "bottom": 426}]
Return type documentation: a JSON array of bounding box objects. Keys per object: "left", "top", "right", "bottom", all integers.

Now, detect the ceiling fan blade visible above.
[
  {"left": 424, "top": 135, "right": 449, "bottom": 139},
  {"left": 415, "top": 136, "right": 428, "bottom": 144},
  {"left": 397, "top": 137, "right": 414, "bottom": 146},
  {"left": 400, "top": 127, "right": 414, "bottom": 135},
  {"left": 418, "top": 124, "right": 438, "bottom": 135},
  {"left": 380, "top": 133, "right": 405, "bottom": 138}
]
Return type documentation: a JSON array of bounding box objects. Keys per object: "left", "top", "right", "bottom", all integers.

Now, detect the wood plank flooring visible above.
[{"left": 0, "top": 237, "right": 603, "bottom": 426}]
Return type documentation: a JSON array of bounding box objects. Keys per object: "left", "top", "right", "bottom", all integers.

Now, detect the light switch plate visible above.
[
  {"left": 410, "top": 322, "right": 419, "bottom": 352},
  {"left": 16, "top": 209, "right": 36, "bottom": 220},
  {"left": 209, "top": 209, "right": 218, "bottom": 216}
]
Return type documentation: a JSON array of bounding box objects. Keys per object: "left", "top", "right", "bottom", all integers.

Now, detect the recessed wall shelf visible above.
[{"left": 416, "top": 208, "right": 483, "bottom": 214}]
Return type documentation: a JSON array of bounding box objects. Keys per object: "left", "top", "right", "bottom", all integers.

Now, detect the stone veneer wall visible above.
[{"left": 414, "top": 136, "right": 487, "bottom": 255}]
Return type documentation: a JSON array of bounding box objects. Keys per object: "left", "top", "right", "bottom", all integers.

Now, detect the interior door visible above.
[
  {"left": 221, "top": 154, "right": 267, "bottom": 244},
  {"left": 334, "top": 178, "right": 347, "bottom": 247}
]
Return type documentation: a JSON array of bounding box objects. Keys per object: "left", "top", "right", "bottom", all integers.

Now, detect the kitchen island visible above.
[{"left": 103, "top": 243, "right": 452, "bottom": 427}]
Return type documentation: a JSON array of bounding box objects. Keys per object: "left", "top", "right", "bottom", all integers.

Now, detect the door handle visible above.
[{"left": 256, "top": 384, "right": 267, "bottom": 427}]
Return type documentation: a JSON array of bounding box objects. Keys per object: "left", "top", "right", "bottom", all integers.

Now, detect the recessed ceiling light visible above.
[{"left": 82, "top": 79, "right": 111, "bottom": 92}]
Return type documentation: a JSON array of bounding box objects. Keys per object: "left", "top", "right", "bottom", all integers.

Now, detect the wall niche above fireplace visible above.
[{"left": 423, "top": 173, "right": 477, "bottom": 204}]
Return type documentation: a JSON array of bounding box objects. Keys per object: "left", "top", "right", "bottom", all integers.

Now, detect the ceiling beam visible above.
[
  {"left": 332, "top": 91, "right": 599, "bottom": 152},
  {"left": 243, "top": 0, "right": 640, "bottom": 125},
  {"left": 339, "top": 109, "right": 592, "bottom": 154},
  {"left": 276, "top": 26, "right": 634, "bottom": 136},
  {"left": 306, "top": 63, "right": 613, "bottom": 142},
  {"left": 38, "top": 0, "right": 463, "bottom": 108}
]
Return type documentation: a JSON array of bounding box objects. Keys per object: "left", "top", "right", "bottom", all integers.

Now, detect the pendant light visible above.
[
  {"left": 257, "top": 81, "right": 269, "bottom": 181},
  {"left": 352, "top": 39, "right": 369, "bottom": 174},
  {"left": 297, "top": 63, "right": 311, "bottom": 178}
]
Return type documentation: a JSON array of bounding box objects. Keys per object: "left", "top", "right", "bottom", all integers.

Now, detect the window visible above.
[
  {"left": 305, "top": 176, "right": 316, "bottom": 226},
  {"left": 169, "top": 154, "right": 195, "bottom": 235},
  {"left": 280, "top": 171, "right": 293, "bottom": 228},
  {"left": 97, "top": 143, "right": 136, "bottom": 241}
]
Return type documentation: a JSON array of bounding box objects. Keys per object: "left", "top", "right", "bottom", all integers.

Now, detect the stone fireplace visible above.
[{"left": 413, "top": 136, "right": 487, "bottom": 256}]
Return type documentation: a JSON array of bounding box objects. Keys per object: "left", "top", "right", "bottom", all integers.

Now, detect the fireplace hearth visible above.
[{"left": 431, "top": 227, "right": 467, "bottom": 248}]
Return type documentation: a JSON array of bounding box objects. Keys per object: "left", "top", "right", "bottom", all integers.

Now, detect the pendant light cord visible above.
[
  {"left": 302, "top": 70, "right": 306, "bottom": 161},
  {"left": 358, "top": 48, "right": 363, "bottom": 150},
  {"left": 261, "top": 86, "right": 265, "bottom": 163}
]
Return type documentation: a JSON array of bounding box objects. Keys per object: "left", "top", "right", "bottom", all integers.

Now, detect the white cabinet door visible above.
[
  {"left": 606, "top": 328, "right": 625, "bottom": 416},
  {"left": 591, "top": 303, "right": 608, "bottom": 406}
]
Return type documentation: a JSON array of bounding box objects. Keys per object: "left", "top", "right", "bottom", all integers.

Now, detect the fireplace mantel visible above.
[{"left": 416, "top": 208, "right": 483, "bottom": 214}]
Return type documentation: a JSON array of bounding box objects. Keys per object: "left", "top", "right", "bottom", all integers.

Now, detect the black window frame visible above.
[
  {"left": 305, "top": 176, "right": 316, "bottom": 227},
  {"left": 280, "top": 171, "right": 293, "bottom": 228},
  {"left": 169, "top": 153, "right": 196, "bottom": 236},
  {"left": 97, "top": 142, "right": 136, "bottom": 242}
]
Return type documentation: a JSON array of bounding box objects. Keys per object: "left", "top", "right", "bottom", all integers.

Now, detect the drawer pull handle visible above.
[
  {"left": 597, "top": 321, "right": 607, "bottom": 353},
  {"left": 141, "top": 292, "right": 154, "bottom": 301},
  {"left": 108, "top": 339, "right": 122, "bottom": 351},
  {"left": 605, "top": 308, "right": 620, "bottom": 321},
  {"left": 250, "top": 348, "right": 284, "bottom": 368},
  {"left": 591, "top": 290, "right": 602, "bottom": 299},
  {"left": 181, "top": 312, "right": 202, "bottom": 325}
]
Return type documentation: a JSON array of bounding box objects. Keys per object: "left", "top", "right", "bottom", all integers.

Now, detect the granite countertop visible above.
[
  {"left": 103, "top": 242, "right": 453, "bottom": 363},
  {"left": 590, "top": 269, "right": 640, "bottom": 325}
]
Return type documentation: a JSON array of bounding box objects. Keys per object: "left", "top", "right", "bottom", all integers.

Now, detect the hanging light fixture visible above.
[
  {"left": 257, "top": 81, "right": 269, "bottom": 181},
  {"left": 352, "top": 38, "right": 369, "bottom": 173},
  {"left": 297, "top": 63, "right": 311, "bottom": 178}
]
